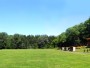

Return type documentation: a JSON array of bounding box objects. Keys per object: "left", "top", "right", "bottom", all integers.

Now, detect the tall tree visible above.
[{"left": 0, "top": 32, "right": 8, "bottom": 49}]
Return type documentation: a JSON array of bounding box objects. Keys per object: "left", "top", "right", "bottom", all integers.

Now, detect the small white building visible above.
[
  {"left": 72, "top": 47, "right": 76, "bottom": 51},
  {"left": 69, "top": 46, "right": 76, "bottom": 52},
  {"left": 62, "top": 47, "right": 64, "bottom": 50},
  {"left": 61, "top": 46, "right": 76, "bottom": 52}
]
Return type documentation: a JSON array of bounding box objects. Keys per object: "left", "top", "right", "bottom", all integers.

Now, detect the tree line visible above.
[
  {"left": 0, "top": 18, "right": 90, "bottom": 49},
  {"left": 0, "top": 33, "right": 56, "bottom": 49},
  {"left": 56, "top": 18, "right": 90, "bottom": 48}
]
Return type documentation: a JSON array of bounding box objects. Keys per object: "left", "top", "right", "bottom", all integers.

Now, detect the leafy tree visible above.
[
  {"left": 0, "top": 32, "right": 8, "bottom": 49},
  {"left": 37, "top": 35, "right": 49, "bottom": 48},
  {"left": 66, "top": 25, "right": 80, "bottom": 46},
  {"left": 11, "top": 34, "right": 22, "bottom": 49},
  {"left": 57, "top": 32, "right": 67, "bottom": 47}
]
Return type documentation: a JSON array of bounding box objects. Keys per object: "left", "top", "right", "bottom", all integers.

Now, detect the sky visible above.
[{"left": 0, "top": 0, "right": 90, "bottom": 36}]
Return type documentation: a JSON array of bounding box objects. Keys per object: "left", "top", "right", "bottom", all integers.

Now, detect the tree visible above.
[
  {"left": 84, "top": 18, "right": 90, "bottom": 37},
  {"left": 37, "top": 35, "right": 49, "bottom": 48},
  {"left": 11, "top": 34, "right": 22, "bottom": 49},
  {"left": 48, "top": 36, "right": 56, "bottom": 48},
  {"left": 57, "top": 32, "right": 67, "bottom": 47},
  {"left": 66, "top": 25, "right": 80, "bottom": 46},
  {"left": 0, "top": 32, "right": 8, "bottom": 49}
]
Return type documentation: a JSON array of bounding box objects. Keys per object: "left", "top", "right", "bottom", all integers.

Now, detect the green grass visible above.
[{"left": 0, "top": 49, "right": 90, "bottom": 68}]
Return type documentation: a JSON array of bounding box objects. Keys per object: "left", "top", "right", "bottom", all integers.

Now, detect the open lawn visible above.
[{"left": 0, "top": 49, "right": 90, "bottom": 68}]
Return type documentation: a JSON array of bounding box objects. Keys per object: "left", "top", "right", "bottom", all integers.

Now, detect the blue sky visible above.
[{"left": 0, "top": 0, "right": 90, "bottom": 36}]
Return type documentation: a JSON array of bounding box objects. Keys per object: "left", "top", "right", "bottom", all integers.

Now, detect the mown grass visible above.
[{"left": 0, "top": 49, "right": 90, "bottom": 68}]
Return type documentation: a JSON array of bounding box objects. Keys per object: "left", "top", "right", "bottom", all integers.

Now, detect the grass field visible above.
[{"left": 0, "top": 49, "right": 90, "bottom": 68}]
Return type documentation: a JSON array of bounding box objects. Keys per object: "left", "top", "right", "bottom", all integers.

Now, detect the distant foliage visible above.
[
  {"left": 57, "top": 18, "right": 90, "bottom": 47},
  {"left": 0, "top": 18, "right": 90, "bottom": 49},
  {"left": 0, "top": 33, "right": 56, "bottom": 49}
]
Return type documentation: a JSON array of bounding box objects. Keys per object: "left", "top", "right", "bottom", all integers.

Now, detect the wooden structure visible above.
[{"left": 86, "top": 38, "right": 90, "bottom": 47}]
